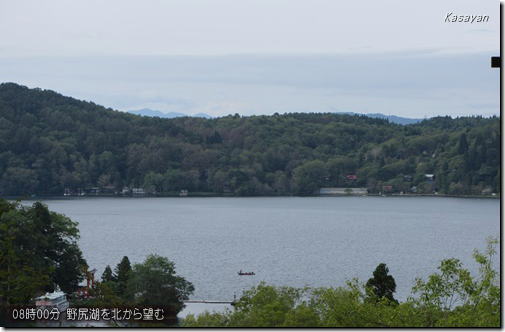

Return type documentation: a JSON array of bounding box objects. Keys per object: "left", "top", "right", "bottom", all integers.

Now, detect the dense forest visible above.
[{"left": 0, "top": 83, "right": 500, "bottom": 196}]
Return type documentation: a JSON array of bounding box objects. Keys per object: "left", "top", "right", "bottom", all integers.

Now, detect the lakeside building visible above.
[
  {"left": 319, "top": 187, "right": 368, "bottom": 195},
  {"left": 75, "top": 268, "right": 97, "bottom": 299},
  {"left": 63, "top": 188, "right": 86, "bottom": 196},
  {"left": 34, "top": 288, "right": 69, "bottom": 312},
  {"left": 132, "top": 187, "right": 146, "bottom": 195},
  {"left": 382, "top": 185, "right": 393, "bottom": 193}
]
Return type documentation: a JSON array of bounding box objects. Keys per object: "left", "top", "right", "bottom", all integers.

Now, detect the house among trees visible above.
[
  {"left": 132, "top": 187, "right": 146, "bottom": 195},
  {"left": 101, "top": 185, "right": 116, "bottom": 194},
  {"left": 75, "top": 268, "right": 97, "bottom": 299},
  {"left": 382, "top": 185, "right": 393, "bottom": 193},
  {"left": 88, "top": 187, "right": 100, "bottom": 195},
  {"left": 63, "top": 188, "right": 86, "bottom": 196},
  {"left": 481, "top": 187, "right": 494, "bottom": 195}
]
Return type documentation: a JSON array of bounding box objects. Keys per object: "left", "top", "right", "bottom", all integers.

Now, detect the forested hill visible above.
[{"left": 0, "top": 83, "right": 500, "bottom": 196}]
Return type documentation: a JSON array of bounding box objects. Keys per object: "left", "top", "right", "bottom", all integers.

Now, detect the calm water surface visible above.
[{"left": 26, "top": 196, "right": 499, "bottom": 316}]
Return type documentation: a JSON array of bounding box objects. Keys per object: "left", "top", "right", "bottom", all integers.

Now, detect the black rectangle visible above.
[{"left": 491, "top": 56, "right": 501, "bottom": 68}]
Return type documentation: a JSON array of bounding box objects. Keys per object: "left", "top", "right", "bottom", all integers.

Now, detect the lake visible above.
[{"left": 24, "top": 196, "right": 499, "bottom": 317}]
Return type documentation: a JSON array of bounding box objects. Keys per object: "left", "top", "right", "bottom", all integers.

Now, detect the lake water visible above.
[{"left": 25, "top": 196, "right": 499, "bottom": 317}]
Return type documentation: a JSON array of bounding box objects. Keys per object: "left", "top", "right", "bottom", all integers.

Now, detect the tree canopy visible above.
[
  {"left": 0, "top": 83, "right": 499, "bottom": 196},
  {"left": 114, "top": 256, "right": 131, "bottom": 296},
  {"left": 126, "top": 255, "right": 194, "bottom": 324},
  {"left": 0, "top": 199, "right": 86, "bottom": 323},
  {"left": 365, "top": 263, "right": 397, "bottom": 304},
  {"left": 101, "top": 265, "right": 114, "bottom": 283}
]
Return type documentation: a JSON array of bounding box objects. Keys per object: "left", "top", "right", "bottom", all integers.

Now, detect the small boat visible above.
[{"left": 238, "top": 270, "right": 255, "bottom": 276}]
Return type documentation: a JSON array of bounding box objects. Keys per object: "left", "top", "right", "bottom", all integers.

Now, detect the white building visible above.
[
  {"left": 319, "top": 187, "right": 368, "bottom": 195},
  {"left": 34, "top": 289, "right": 69, "bottom": 312},
  {"left": 132, "top": 187, "right": 146, "bottom": 195}
]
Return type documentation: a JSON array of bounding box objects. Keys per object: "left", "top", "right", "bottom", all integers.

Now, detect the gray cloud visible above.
[
  {"left": 0, "top": 0, "right": 499, "bottom": 118},
  {"left": 0, "top": 0, "right": 499, "bottom": 57}
]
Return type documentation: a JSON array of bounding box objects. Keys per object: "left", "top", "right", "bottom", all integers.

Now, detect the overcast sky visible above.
[{"left": 0, "top": 0, "right": 500, "bottom": 117}]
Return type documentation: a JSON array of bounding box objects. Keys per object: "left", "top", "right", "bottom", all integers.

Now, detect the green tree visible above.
[
  {"left": 127, "top": 255, "right": 194, "bottom": 324},
  {"left": 28, "top": 202, "right": 86, "bottom": 294},
  {"left": 411, "top": 237, "right": 499, "bottom": 327},
  {"left": 292, "top": 160, "right": 328, "bottom": 195},
  {"left": 0, "top": 207, "right": 50, "bottom": 305},
  {"left": 457, "top": 133, "right": 469, "bottom": 154},
  {"left": 101, "top": 265, "right": 114, "bottom": 282},
  {"left": 53, "top": 243, "right": 86, "bottom": 294},
  {"left": 93, "top": 282, "right": 124, "bottom": 308},
  {"left": 183, "top": 283, "right": 316, "bottom": 327},
  {"left": 365, "top": 263, "right": 398, "bottom": 304},
  {"left": 0, "top": 199, "right": 86, "bottom": 324},
  {"left": 114, "top": 256, "right": 131, "bottom": 296},
  {"left": 232, "top": 283, "right": 313, "bottom": 327}
]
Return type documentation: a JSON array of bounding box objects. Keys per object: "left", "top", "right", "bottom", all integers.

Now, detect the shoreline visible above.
[{"left": 6, "top": 193, "right": 500, "bottom": 200}]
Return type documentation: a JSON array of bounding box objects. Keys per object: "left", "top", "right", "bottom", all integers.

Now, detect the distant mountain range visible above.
[
  {"left": 127, "top": 108, "right": 423, "bottom": 125},
  {"left": 127, "top": 108, "right": 212, "bottom": 119}
]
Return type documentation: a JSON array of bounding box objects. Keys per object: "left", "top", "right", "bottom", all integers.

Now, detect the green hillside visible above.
[{"left": 0, "top": 83, "right": 499, "bottom": 196}]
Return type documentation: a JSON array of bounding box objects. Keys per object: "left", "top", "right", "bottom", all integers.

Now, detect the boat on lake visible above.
[{"left": 238, "top": 270, "right": 255, "bottom": 276}]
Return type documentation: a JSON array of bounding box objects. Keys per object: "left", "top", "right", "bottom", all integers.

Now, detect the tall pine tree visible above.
[
  {"left": 101, "top": 265, "right": 114, "bottom": 282},
  {"left": 114, "top": 256, "right": 131, "bottom": 296}
]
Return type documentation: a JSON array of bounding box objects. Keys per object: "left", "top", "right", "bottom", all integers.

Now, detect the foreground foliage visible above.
[
  {"left": 182, "top": 239, "right": 499, "bottom": 327},
  {"left": 127, "top": 255, "right": 194, "bottom": 315},
  {"left": 0, "top": 199, "right": 86, "bottom": 323},
  {"left": 82, "top": 255, "right": 194, "bottom": 326},
  {"left": 0, "top": 83, "right": 499, "bottom": 196}
]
